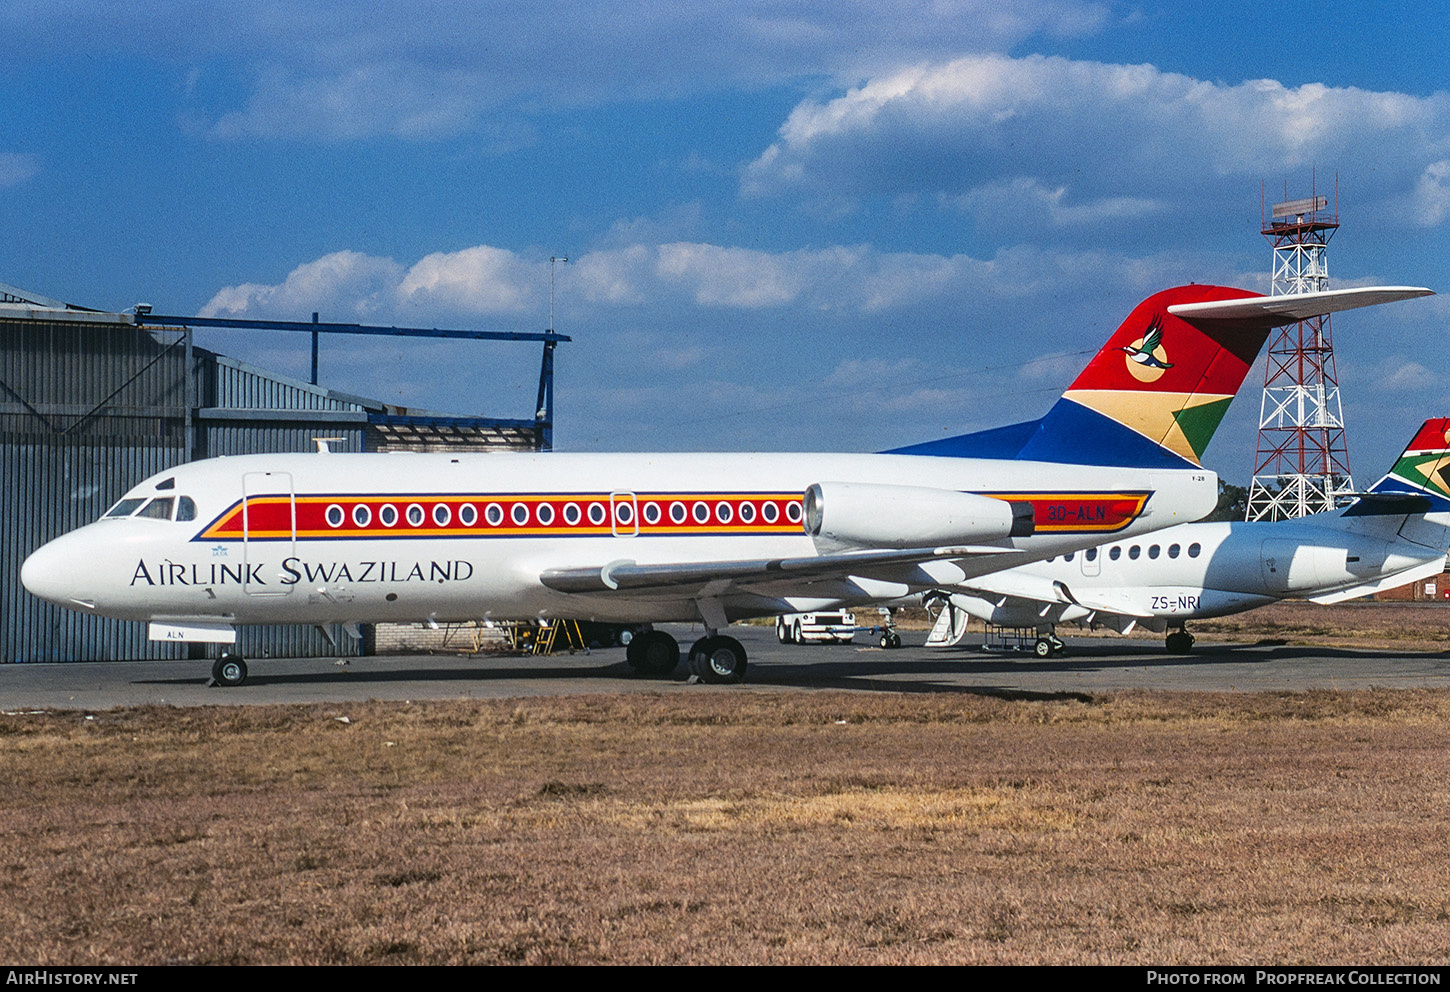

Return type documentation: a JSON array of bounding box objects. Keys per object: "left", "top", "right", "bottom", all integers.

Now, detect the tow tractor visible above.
[{"left": 775, "top": 609, "right": 902, "bottom": 649}]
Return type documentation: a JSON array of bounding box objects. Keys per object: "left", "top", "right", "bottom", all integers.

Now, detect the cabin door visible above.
[{"left": 242, "top": 471, "right": 297, "bottom": 596}]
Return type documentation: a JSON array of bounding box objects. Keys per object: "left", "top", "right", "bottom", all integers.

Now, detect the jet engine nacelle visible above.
[
  {"left": 804, "top": 482, "right": 1033, "bottom": 550},
  {"left": 1260, "top": 536, "right": 1397, "bottom": 596}
]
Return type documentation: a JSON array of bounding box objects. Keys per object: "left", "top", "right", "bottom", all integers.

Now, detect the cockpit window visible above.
[
  {"left": 155, "top": 477, "right": 176, "bottom": 491},
  {"left": 137, "top": 497, "right": 174, "bottom": 520},
  {"left": 100, "top": 495, "right": 195, "bottom": 521},
  {"left": 103, "top": 498, "right": 146, "bottom": 519}
]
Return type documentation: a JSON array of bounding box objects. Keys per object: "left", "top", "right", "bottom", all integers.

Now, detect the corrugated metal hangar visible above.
[{"left": 0, "top": 281, "right": 566, "bottom": 663}]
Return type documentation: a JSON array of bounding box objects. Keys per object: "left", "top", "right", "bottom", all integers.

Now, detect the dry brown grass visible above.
[
  {"left": 3, "top": 690, "right": 1450, "bottom": 965},
  {"left": 1187, "top": 601, "right": 1450, "bottom": 650}
]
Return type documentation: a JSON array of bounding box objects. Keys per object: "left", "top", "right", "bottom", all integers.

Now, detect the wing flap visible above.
[
  {"left": 959, "top": 570, "right": 1154, "bottom": 618},
  {"left": 1047, "top": 580, "right": 1157, "bottom": 619},
  {"left": 959, "top": 569, "right": 1072, "bottom": 606}
]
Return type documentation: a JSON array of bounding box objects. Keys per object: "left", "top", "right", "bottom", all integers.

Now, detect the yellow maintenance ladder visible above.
[{"left": 504, "top": 619, "right": 588, "bottom": 655}]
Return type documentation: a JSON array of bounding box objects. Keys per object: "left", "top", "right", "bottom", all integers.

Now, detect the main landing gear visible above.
[
  {"left": 623, "top": 628, "right": 749, "bottom": 683},
  {"left": 624, "top": 629, "right": 681, "bottom": 677},
  {"left": 211, "top": 651, "right": 248, "bottom": 687},
  {"left": 688, "top": 634, "right": 748, "bottom": 684},
  {"left": 1165, "top": 628, "right": 1196, "bottom": 654}
]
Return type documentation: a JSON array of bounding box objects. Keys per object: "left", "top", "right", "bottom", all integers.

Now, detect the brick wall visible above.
[{"left": 1374, "top": 558, "right": 1450, "bottom": 601}]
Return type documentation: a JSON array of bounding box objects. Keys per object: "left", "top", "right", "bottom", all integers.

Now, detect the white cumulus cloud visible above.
[
  {"left": 397, "top": 246, "right": 536, "bottom": 315},
  {"left": 1410, "top": 160, "right": 1450, "bottom": 227},
  {"left": 743, "top": 54, "right": 1450, "bottom": 231},
  {"left": 201, "top": 238, "right": 1249, "bottom": 329},
  {"left": 202, "top": 246, "right": 539, "bottom": 321},
  {"left": 200, "top": 251, "right": 405, "bottom": 319},
  {"left": 656, "top": 243, "right": 805, "bottom": 308}
]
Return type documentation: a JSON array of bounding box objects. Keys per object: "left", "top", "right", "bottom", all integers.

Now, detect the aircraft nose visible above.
[{"left": 20, "top": 533, "right": 89, "bottom": 607}]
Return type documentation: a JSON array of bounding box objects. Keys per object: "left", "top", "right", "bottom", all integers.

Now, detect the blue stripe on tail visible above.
[{"left": 884, "top": 401, "right": 1195, "bottom": 469}]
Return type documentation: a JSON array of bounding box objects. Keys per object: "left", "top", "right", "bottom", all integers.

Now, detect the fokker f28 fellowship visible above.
[
  {"left": 21, "top": 284, "right": 1432, "bottom": 686},
  {"left": 931, "top": 416, "right": 1450, "bottom": 657}
]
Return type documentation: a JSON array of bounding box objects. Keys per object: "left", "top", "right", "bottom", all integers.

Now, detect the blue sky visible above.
[{"left": 3, "top": 1, "right": 1449, "bottom": 484}]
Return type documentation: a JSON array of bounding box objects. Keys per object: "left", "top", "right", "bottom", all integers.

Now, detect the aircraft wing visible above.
[
  {"left": 539, "top": 545, "right": 1018, "bottom": 598},
  {"left": 950, "top": 572, "right": 1156, "bottom": 634},
  {"left": 957, "top": 568, "right": 1074, "bottom": 607},
  {"left": 1167, "top": 286, "right": 1433, "bottom": 323},
  {"left": 964, "top": 570, "right": 1157, "bottom": 619}
]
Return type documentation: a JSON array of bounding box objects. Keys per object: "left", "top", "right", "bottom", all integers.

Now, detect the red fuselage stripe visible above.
[
  {"left": 197, "top": 490, "right": 1151, "bottom": 540},
  {"left": 200, "top": 493, "right": 809, "bottom": 540}
]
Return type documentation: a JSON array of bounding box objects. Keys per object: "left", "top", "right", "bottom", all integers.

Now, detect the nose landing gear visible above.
[
  {"left": 1033, "top": 632, "right": 1065, "bottom": 658},
  {"left": 210, "top": 652, "right": 248, "bottom": 687}
]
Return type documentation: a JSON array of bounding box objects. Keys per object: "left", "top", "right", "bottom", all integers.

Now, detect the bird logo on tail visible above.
[{"left": 1120, "top": 315, "right": 1174, "bottom": 381}]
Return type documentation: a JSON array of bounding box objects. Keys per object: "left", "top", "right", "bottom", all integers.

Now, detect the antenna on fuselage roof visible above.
[{"left": 312, "top": 437, "right": 346, "bottom": 454}]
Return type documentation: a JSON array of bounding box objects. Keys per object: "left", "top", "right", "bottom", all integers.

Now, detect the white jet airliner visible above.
[
  {"left": 20, "top": 284, "right": 1432, "bottom": 686},
  {"left": 936, "top": 417, "right": 1450, "bottom": 656}
]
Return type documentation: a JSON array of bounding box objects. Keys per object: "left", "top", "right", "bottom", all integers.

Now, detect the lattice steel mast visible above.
[{"left": 1244, "top": 180, "right": 1354, "bottom": 521}]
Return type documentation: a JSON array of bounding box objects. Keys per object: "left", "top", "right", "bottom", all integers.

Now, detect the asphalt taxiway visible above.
[{"left": 3, "top": 624, "right": 1449, "bottom": 710}]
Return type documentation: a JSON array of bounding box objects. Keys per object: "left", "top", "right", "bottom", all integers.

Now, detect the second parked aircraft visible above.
[{"left": 931, "top": 416, "right": 1450, "bottom": 655}]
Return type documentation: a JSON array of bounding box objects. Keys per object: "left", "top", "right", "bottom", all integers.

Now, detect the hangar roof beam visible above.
[{"left": 134, "top": 313, "right": 570, "bottom": 345}]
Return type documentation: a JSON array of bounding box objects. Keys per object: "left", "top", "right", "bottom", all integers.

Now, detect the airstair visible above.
[{"left": 924, "top": 595, "right": 971, "bottom": 647}]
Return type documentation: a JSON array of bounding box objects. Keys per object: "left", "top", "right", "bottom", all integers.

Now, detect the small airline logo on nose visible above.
[{"left": 1121, "top": 315, "right": 1174, "bottom": 382}]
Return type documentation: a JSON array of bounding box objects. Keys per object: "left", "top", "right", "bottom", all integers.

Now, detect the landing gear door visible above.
[{"left": 242, "top": 471, "right": 296, "bottom": 596}]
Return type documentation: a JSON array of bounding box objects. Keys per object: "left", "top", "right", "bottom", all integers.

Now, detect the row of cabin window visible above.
[
  {"left": 323, "top": 499, "right": 805, "bottom": 529},
  {"left": 1048, "top": 541, "right": 1203, "bottom": 564},
  {"left": 103, "top": 496, "right": 197, "bottom": 522}
]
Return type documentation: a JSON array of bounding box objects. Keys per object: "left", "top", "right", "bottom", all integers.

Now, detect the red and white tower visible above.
[{"left": 1244, "top": 182, "right": 1354, "bottom": 521}]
